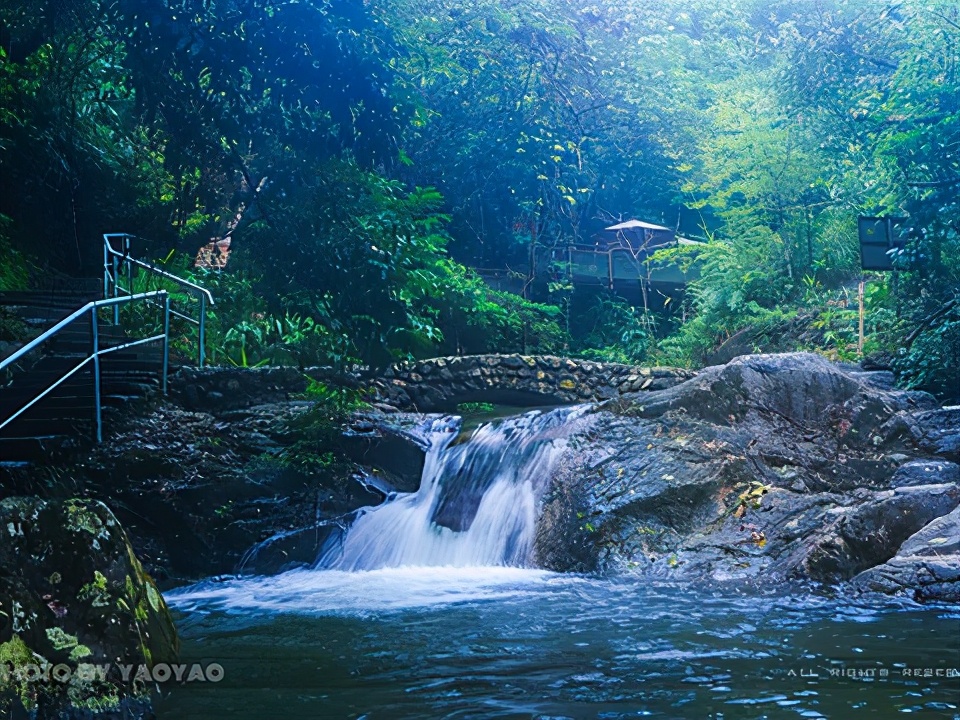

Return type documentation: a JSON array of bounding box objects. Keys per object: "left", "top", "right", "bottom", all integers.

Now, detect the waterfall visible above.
[{"left": 317, "top": 406, "right": 588, "bottom": 571}]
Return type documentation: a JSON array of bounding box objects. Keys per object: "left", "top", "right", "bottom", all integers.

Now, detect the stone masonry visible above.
[{"left": 371, "top": 354, "right": 696, "bottom": 411}]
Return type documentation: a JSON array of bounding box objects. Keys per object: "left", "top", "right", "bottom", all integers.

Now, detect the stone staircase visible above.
[{"left": 0, "top": 288, "right": 165, "bottom": 464}]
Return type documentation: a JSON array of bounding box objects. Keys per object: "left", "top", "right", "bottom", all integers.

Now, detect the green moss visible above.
[
  {"left": 64, "top": 501, "right": 108, "bottom": 538},
  {"left": 78, "top": 570, "right": 111, "bottom": 608},
  {"left": 45, "top": 627, "right": 79, "bottom": 651},
  {"left": 456, "top": 401, "right": 495, "bottom": 414},
  {"left": 0, "top": 635, "right": 40, "bottom": 711},
  {"left": 0, "top": 635, "right": 34, "bottom": 670},
  {"left": 68, "top": 645, "right": 92, "bottom": 661},
  {"left": 67, "top": 691, "right": 122, "bottom": 712},
  {"left": 145, "top": 584, "right": 161, "bottom": 613}
]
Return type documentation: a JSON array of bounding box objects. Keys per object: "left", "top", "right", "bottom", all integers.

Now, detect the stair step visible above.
[
  {"left": 1, "top": 369, "right": 160, "bottom": 391},
  {"left": 1, "top": 383, "right": 157, "bottom": 407},
  {"left": 0, "top": 435, "right": 78, "bottom": 462},
  {"left": 102, "top": 394, "right": 152, "bottom": 408},
  {"left": 1, "top": 411, "right": 94, "bottom": 430},
  {"left": 1, "top": 273, "right": 204, "bottom": 450},
  {"left": 4, "top": 407, "right": 93, "bottom": 422},
  {"left": 1, "top": 417, "right": 90, "bottom": 433}
]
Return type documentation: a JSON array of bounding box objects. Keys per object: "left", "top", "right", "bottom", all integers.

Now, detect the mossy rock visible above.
[{"left": 0, "top": 497, "right": 178, "bottom": 716}]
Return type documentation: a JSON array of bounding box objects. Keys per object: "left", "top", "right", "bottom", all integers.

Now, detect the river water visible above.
[{"left": 161, "top": 409, "right": 960, "bottom": 718}]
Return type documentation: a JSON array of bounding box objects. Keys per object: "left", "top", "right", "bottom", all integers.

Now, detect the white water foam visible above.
[
  {"left": 318, "top": 406, "right": 589, "bottom": 570},
  {"left": 168, "top": 406, "right": 590, "bottom": 614},
  {"left": 168, "top": 565, "right": 561, "bottom": 615}
]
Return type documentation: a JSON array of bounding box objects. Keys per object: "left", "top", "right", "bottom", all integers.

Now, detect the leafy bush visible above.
[
  {"left": 0, "top": 217, "right": 29, "bottom": 291},
  {"left": 570, "top": 291, "right": 654, "bottom": 364},
  {"left": 278, "top": 380, "right": 369, "bottom": 472},
  {"left": 456, "top": 402, "right": 495, "bottom": 414},
  {"left": 0, "top": 307, "right": 28, "bottom": 343},
  {"left": 895, "top": 307, "right": 960, "bottom": 404},
  {"left": 427, "top": 259, "right": 567, "bottom": 357}
]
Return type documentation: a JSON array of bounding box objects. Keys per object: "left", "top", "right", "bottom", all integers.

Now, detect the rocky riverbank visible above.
[
  {"left": 534, "top": 353, "right": 960, "bottom": 602},
  {"left": 0, "top": 498, "right": 178, "bottom": 718},
  {"left": 8, "top": 352, "right": 957, "bottom": 600},
  {"left": 1, "top": 351, "right": 957, "bottom": 716},
  {"left": 94, "top": 351, "right": 958, "bottom": 602}
]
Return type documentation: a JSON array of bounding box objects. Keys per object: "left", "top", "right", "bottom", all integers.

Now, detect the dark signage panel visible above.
[{"left": 858, "top": 216, "right": 907, "bottom": 271}]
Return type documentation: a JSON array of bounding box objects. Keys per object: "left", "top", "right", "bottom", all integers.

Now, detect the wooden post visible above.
[
  {"left": 523, "top": 221, "right": 535, "bottom": 354},
  {"left": 858, "top": 279, "right": 865, "bottom": 354}
]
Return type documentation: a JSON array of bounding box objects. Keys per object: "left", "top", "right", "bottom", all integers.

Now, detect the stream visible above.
[{"left": 162, "top": 408, "right": 960, "bottom": 719}]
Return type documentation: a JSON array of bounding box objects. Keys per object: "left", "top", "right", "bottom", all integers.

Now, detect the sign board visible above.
[{"left": 858, "top": 216, "right": 907, "bottom": 271}]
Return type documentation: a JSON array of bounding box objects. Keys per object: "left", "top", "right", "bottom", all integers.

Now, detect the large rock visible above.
[
  {"left": 852, "top": 505, "right": 960, "bottom": 602},
  {"left": 914, "top": 406, "right": 960, "bottom": 462},
  {"left": 800, "top": 483, "right": 960, "bottom": 582},
  {"left": 534, "top": 353, "right": 960, "bottom": 601},
  {"left": 0, "top": 497, "right": 178, "bottom": 717},
  {"left": 75, "top": 402, "right": 390, "bottom": 586},
  {"left": 340, "top": 411, "right": 439, "bottom": 494}
]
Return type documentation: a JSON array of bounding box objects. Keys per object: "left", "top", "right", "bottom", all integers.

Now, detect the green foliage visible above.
[
  {"left": 422, "top": 260, "right": 567, "bottom": 356},
  {"left": 0, "top": 0, "right": 956, "bottom": 400},
  {"left": 570, "top": 292, "right": 654, "bottom": 364},
  {"left": 278, "top": 380, "right": 368, "bottom": 472},
  {"left": 464, "top": 289, "right": 567, "bottom": 356},
  {"left": 383, "top": 0, "right": 701, "bottom": 265},
  {"left": 0, "top": 1, "right": 172, "bottom": 272},
  {"left": 0, "top": 307, "right": 28, "bottom": 343},
  {"left": 0, "top": 216, "right": 29, "bottom": 290},
  {"left": 895, "top": 307, "right": 960, "bottom": 404},
  {"left": 456, "top": 402, "right": 496, "bottom": 415},
  {"left": 233, "top": 158, "right": 480, "bottom": 368},
  {"left": 638, "top": 0, "right": 960, "bottom": 379}
]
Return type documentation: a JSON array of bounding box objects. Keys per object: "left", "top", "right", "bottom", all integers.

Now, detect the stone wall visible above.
[
  {"left": 170, "top": 365, "right": 347, "bottom": 413},
  {"left": 372, "top": 354, "right": 696, "bottom": 411},
  {"left": 169, "top": 356, "right": 696, "bottom": 414}
]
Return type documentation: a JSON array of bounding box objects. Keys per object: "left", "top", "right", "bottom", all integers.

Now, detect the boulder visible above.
[
  {"left": 800, "top": 483, "right": 960, "bottom": 582},
  {"left": 341, "top": 411, "right": 441, "bottom": 493},
  {"left": 914, "top": 406, "right": 960, "bottom": 462},
  {"left": 853, "top": 505, "right": 960, "bottom": 602},
  {"left": 890, "top": 459, "right": 960, "bottom": 487},
  {"left": 76, "top": 402, "right": 386, "bottom": 586},
  {"left": 0, "top": 497, "right": 178, "bottom": 717},
  {"left": 535, "top": 353, "right": 960, "bottom": 601}
]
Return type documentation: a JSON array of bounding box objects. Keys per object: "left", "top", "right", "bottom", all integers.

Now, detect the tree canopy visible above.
[{"left": 0, "top": 0, "right": 957, "bottom": 398}]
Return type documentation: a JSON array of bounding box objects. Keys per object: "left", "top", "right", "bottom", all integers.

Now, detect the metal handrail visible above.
[
  {"left": 0, "top": 291, "right": 170, "bottom": 443},
  {"left": 103, "top": 233, "right": 214, "bottom": 367}
]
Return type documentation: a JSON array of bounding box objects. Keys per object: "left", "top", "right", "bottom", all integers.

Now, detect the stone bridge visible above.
[{"left": 371, "top": 354, "right": 696, "bottom": 411}]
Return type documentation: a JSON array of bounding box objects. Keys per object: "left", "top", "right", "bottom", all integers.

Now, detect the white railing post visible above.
[
  {"left": 112, "top": 254, "right": 120, "bottom": 324},
  {"left": 162, "top": 293, "right": 171, "bottom": 394},
  {"left": 198, "top": 292, "right": 207, "bottom": 368},
  {"left": 103, "top": 233, "right": 214, "bottom": 368},
  {"left": 91, "top": 307, "right": 102, "bottom": 443}
]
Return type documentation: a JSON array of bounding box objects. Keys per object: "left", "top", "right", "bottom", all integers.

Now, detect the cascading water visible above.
[
  {"left": 168, "top": 405, "right": 592, "bottom": 616},
  {"left": 317, "top": 405, "right": 589, "bottom": 571}
]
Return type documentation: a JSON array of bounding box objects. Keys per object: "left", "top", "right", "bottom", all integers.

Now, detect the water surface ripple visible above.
[{"left": 162, "top": 569, "right": 960, "bottom": 719}]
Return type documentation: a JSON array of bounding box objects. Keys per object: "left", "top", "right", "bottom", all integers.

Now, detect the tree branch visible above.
[{"left": 904, "top": 299, "right": 958, "bottom": 348}]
